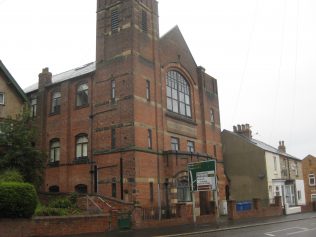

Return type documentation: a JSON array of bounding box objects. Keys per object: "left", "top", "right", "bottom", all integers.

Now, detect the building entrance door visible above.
[{"left": 285, "top": 185, "right": 295, "bottom": 206}]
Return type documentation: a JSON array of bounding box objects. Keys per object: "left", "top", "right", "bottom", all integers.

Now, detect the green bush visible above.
[
  {"left": 35, "top": 205, "right": 67, "bottom": 216},
  {"left": 49, "top": 197, "right": 72, "bottom": 209},
  {"left": 69, "top": 192, "right": 78, "bottom": 205},
  {"left": 0, "top": 182, "right": 38, "bottom": 218},
  {"left": 0, "top": 169, "right": 24, "bottom": 183}
]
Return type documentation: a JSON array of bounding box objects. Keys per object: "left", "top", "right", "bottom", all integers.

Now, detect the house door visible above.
[{"left": 285, "top": 185, "right": 295, "bottom": 206}]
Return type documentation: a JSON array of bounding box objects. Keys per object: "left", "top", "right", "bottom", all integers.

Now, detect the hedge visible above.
[
  {"left": 0, "top": 182, "right": 38, "bottom": 218},
  {"left": 0, "top": 169, "right": 24, "bottom": 183}
]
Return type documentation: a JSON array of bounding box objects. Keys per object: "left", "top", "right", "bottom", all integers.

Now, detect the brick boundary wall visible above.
[
  {"left": 0, "top": 214, "right": 117, "bottom": 237},
  {"left": 228, "top": 196, "right": 283, "bottom": 220}
]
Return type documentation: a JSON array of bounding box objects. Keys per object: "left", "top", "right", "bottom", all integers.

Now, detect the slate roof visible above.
[
  {"left": 24, "top": 62, "right": 96, "bottom": 93},
  {"left": 223, "top": 129, "right": 299, "bottom": 160},
  {"left": 0, "top": 60, "right": 28, "bottom": 102}
]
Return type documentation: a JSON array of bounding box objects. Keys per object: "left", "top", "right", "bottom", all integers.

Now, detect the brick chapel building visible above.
[{"left": 25, "top": 0, "right": 226, "bottom": 215}]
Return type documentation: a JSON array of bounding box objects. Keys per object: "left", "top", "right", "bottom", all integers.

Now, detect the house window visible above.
[
  {"left": 50, "top": 139, "right": 60, "bottom": 163},
  {"left": 146, "top": 80, "right": 150, "bottom": 101},
  {"left": 212, "top": 79, "right": 218, "bottom": 94},
  {"left": 111, "top": 8, "right": 119, "bottom": 32},
  {"left": 112, "top": 178, "right": 117, "bottom": 198},
  {"left": 111, "top": 80, "right": 116, "bottom": 100},
  {"left": 51, "top": 91, "right": 61, "bottom": 113},
  {"left": 275, "top": 186, "right": 280, "bottom": 196},
  {"left": 75, "top": 184, "right": 87, "bottom": 194},
  {"left": 31, "top": 98, "right": 37, "bottom": 117},
  {"left": 0, "top": 92, "right": 4, "bottom": 105},
  {"left": 311, "top": 194, "right": 316, "bottom": 202},
  {"left": 49, "top": 185, "right": 60, "bottom": 193},
  {"left": 295, "top": 161, "right": 299, "bottom": 176},
  {"left": 76, "top": 83, "right": 88, "bottom": 107},
  {"left": 273, "top": 156, "right": 277, "bottom": 171},
  {"left": 171, "top": 137, "right": 179, "bottom": 151},
  {"left": 111, "top": 128, "right": 116, "bottom": 149},
  {"left": 309, "top": 174, "right": 315, "bottom": 186},
  {"left": 76, "top": 134, "right": 88, "bottom": 159},
  {"left": 141, "top": 10, "right": 147, "bottom": 32},
  {"left": 148, "top": 129, "right": 152, "bottom": 149},
  {"left": 210, "top": 109, "right": 215, "bottom": 125},
  {"left": 177, "top": 179, "right": 191, "bottom": 202},
  {"left": 187, "top": 141, "right": 195, "bottom": 152},
  {"left": 149, "top": 182, "right": 154, "bottom": 203},
  {"left": 166, "top": 71, "right": 191, "bottom": 117}
]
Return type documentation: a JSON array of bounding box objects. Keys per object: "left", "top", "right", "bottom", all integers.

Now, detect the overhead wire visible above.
[
  {"left": 231, "top": 0, "right": 260, "bottom": 124},
  {"left": 269, "top": 0, "right": 287, "bottom": 140},
  {"left": 289, "top": 0, "right": 300, "bottom": 145}
]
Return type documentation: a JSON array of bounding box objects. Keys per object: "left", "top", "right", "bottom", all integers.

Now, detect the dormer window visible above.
[{"left": 166, "top": 71, "right": 191, "bottom": 117}]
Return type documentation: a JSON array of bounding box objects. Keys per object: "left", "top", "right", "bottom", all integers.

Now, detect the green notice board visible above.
[{"left": 188, "top": 160, "right": 216, "bottom": 192}]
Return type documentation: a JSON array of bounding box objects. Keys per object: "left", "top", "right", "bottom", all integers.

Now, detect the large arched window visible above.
[
  {"left": 166, "top": 71, "right": 191, "bottom": 117},
  {"left": 50, "top": 139, "right": 60, "bottom": 163},
  {"left": 76, "top": 134, "right": 88, "bottom": 159}
]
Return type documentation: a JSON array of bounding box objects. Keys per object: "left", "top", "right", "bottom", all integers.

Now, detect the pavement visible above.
[{"left": 65, "top": 212, "right": 316, "bottom": 237}]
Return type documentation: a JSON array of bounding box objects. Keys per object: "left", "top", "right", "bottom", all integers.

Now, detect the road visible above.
[
  {"left": 157, "top": 218, "right": 316, "bottom": 237},
  {"left": 64, "top": 217, "right": 316, "bottom": 237}
]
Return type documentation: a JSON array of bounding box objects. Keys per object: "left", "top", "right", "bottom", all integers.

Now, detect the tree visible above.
[{"left": 0, "top": 108, "right": 45, "bottom": 189}]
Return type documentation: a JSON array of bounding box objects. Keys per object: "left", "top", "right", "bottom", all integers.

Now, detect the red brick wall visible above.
[
  {"left": 0, "top": 215, "right": 115, "bottom": 237},
  {"left": 228, "top": 197, "right": 283, "bottom": 220}
]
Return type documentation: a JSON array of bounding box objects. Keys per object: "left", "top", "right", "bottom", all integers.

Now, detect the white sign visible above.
[{"left": 196, "top": 170, "right": 215, "bottom": 191}]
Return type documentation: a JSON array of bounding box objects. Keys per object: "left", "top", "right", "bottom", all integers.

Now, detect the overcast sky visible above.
[{"left": 1, "top": 0, "right": 315, "bottom": 159}]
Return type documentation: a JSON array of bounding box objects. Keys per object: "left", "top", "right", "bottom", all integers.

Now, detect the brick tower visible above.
[{"left": 93, "top": 0, "right": 162, "bottom": 205}]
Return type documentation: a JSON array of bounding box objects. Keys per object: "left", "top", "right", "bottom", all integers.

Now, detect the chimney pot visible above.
[{"left": 233, "top": 126, "right": 237, "bottom": 132}]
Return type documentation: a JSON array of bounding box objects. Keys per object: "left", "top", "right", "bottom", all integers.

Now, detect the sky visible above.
[{"left": 0, "top": 0, "right": 315, "bottom": 159}]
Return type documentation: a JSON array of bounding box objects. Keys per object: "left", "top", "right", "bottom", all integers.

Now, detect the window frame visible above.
[
  {"left": 111, "top": 128, "right": 116, "bottom": 149},
  {"left": 76, "top": 83, "right": 89, "bottom": 107},
  {"left": 149, "top": 182, "right": 154, "bottom": 203},
  {"left": 111, "top": 79, "right": 116, "bottom": 100},
  {"left": 309, "top": 174, "right": 315, "bottom": 186},
  {"left": 187, "top": 140, "right": 195, "bottom": 153},
  {"left": 273, "top": 156, "right": 277, "bottom": 172},
  {"left": 148, "top": 129, "right": 152, "bottom": 149},
  {"left": 111, "top": 8, "right": 119, "bottom": 33},
  {"left": 146, "top": 80, "right": 150, "bottom": 101},
  {"left": 177, "top": 178, "right": 191, "bottom": 203},
  {"left": 141, "top": 9, "right": 148, "bottom": 32},
  {"left": 75, "top": 134, "right": 88, "bottom": 159},
  {"left": 51, "top": 91, "right": 61, "bottom": 114},
  {"left": 166, "top": 70, "right": 192, "bottom": 118},
  {"left": 0, "top": 92, "right": 4, "bottom": 105},
  {"left": 311, "top": 194, "right": 316, "bottom": 202},
  {"left": 210, "top": 108, "right": 215, "bottom": 125},
  {"left": 49, "top": 139, "right": 60, "bottom": 163},
  {"left": 171, "top": 137, "right": 179, "bottom": 151},
  {"left": 31, "top": 97, "right": 37, "bottom": 118}
]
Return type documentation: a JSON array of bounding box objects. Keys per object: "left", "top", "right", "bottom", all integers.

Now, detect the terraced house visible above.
[{"left": 24, "top": 0, "right": 227, "bottom": 221}]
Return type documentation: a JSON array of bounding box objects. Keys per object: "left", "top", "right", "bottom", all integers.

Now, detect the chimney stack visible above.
[
  {"left": 233, "top": 124, "right": 252, "bottom": 139},
  {"left": 278, "top": 140, "right": 286, "bottom": 153},
  {"left": 38, "top": 67, "right": 52, "bottom": 90}
]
